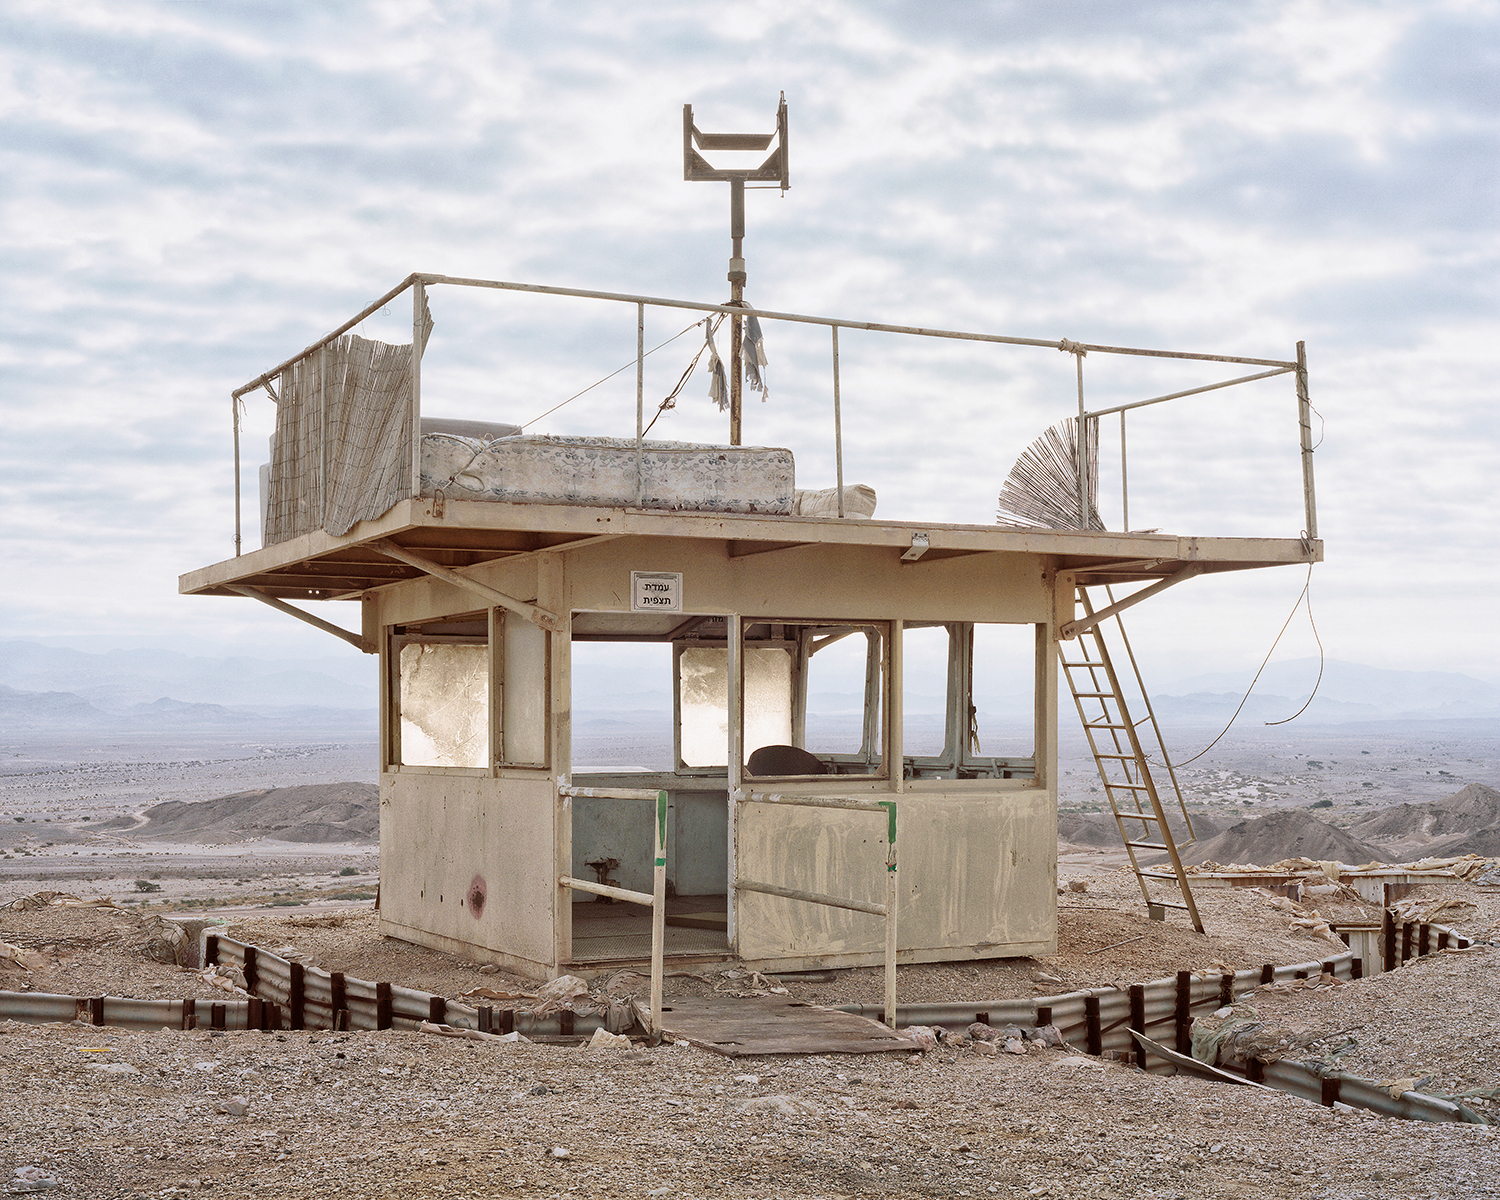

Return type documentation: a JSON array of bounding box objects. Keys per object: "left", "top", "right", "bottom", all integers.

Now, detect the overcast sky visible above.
[{"left": 1, "top": 0, "right": 1495, "bottom": 691}]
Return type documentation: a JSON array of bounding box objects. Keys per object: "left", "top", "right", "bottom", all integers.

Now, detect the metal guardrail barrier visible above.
[
  {"left": 557, "top": 784, "right": 668, "bottom": 1037},
  {"left": 734, "top": 790, "right": 899, "bottom": 1027}
]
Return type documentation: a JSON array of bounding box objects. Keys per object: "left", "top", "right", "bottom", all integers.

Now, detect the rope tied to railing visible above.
[{"left": 1058, "top": 338, "right": 1088, "bottom": 357}]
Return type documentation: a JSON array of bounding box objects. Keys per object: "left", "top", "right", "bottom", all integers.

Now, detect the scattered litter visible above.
[
  {"left": 87, "top": 1062, "right": 139, "bottom": 1076},
  {"left": 732, "top": 1094, "right": 819, "bottom": 1116},
  {"left": 533, "top": 975, "right": 590, "bottom": 1015},
  {"left": 8, "top": 1167, "right": 59, "bottom": 1192}
]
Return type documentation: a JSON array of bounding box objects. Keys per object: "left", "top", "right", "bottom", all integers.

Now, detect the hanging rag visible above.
[
  {"left": 744, "top": 311, "right": 769, "bottom": 399},
  {"left": 704, "top": 318, "right": 729, "bottom": 412}
]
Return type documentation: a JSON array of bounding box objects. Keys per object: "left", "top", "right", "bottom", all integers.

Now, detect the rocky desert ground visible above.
[{"left": 2, "top": 726, "right": 1499, "bottom": 1198}]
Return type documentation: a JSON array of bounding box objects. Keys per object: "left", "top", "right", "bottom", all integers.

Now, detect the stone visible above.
[{"left": 218, "top": 1096, "right": 249, "bottom": 1117}]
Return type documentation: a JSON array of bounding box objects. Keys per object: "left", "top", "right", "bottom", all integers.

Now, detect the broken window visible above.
[
  {"left": 742, "top": 620, "right": 887, "bottom": 780},
  {"left": 392, "top": 619, "right": 489, "bottom": 769},
  {"left": 902, "top": 622, "right": 1038, "bottom": 781},
  {"left": 387, "top": 609, "right": 550, "bottom": 772}
]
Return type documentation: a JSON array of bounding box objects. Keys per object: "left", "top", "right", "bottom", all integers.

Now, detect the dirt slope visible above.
[
  {"left": 1349, "top": 782, "right": 1500, "bottom": 859},
  {"left": 97, "top": 782, "right": 377, "bottom": 844},
  {"left": 1184, "top": 809, "right": 1380, "bottom": 867}
]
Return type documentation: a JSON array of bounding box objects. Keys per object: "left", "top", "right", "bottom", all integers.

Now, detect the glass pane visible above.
[
  {"left": 503, "top": 616, "right": 548, "bottom": 765},
  {"left": 804, "top": 628, "right": 881, "bottom": 757},
  {"left": 903, "top": 625, "right": 950, "bottom": 758},
  {"left": 971, "top": 623, "right": 1036, "bottom": 759},
  {"left": 743, "top": 647, "right": 793, "bottom": 759},
  {"left": 679, "top": 646, "right": 729, "bottom": 767},
  {"left": 399, "top": 643, "right": 488, "bottom": 768}
]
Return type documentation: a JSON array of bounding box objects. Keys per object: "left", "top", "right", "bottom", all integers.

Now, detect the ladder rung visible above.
[
  {"left": 1104, "top": 783, "right": 1149, "bottom": 792},
  {"left": 1139, "top": 871, "right": 1184, "bottom": 880},
  {"left": 1084, "top": 721, "right": 1129, "bottom": 730},
  {"left": 1127, "top": 841, "right": 1172, "bottom": 850},
  {"left": 1060, "top": 661, "right": 1102, "bottom": 669},
  {"left": 1144, "top": 900, "right": 1192, "bottom": 910},
  {"left": 1114, "top": 812, "right": 1160, "bottom": 821},
  {"left": 1096, "top": 753, "right": 1137, "bottom": 760},
  {"left": 1073, "top": 691, "right": 1115, "bottom": 698}
]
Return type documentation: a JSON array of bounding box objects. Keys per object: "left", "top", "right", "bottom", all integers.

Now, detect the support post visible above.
[
  {"left": 1119, "top": 411, "right": 1128, "bottom": 532},
  {"left": 729, "top": 179, "right": 744, "bottom": 446},
  {"left": 410, "top": 281, "right": 425, "bottom": 499},
  {"left": 1295, "top": 340, "right": 1319, "bottom": 541},
  {"left": 227, "top": 585, "right": 370, "bottom": 653},
  {"left": 1084, "top": 995, "right": 1102, "bottom": 1055},
  {"left": 650, "top": 790, "right": 668, "bottom": 1041},
  {"left": 635, "top": 302, "right": 645, "bottom": 506},
  {"left": 1074, "top": 350, "right": 1087, "bottom": 528},
  {"left": 831, "top": 326, "right": 844, "bottom": 518},
  {"left": 232, "top": 394, "right": 242, "bottom": 557},
  {"left": 883, "top": 800, "right": 898, "bottom": 1028}
]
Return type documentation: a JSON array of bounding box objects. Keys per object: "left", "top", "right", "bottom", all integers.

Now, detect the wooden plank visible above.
[
  {"left": 657, "top": 993, "right": 918, "bottom": 1057},
  {"left": 180, "top": 496, "right": 1321, "bottom": 597}
]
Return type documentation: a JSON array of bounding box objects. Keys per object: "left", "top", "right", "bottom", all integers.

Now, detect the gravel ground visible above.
[
  {"left": 3, "top": 876, "right": 1498, "bottom": 1198},
  {"left": 1, "top": 1017, "right": 1497, "bottom": 1200}
]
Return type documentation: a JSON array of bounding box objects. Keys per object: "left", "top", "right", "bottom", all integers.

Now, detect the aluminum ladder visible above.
[{"left": 1060, "top": 586, "right": 1204, "bottom": 933}]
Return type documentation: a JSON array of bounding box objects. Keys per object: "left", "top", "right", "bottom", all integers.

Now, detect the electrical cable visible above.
[
  {"left": 1176, "top": 563, "right": 1322, "bottom": 765},
  {"left": 519, "top": 318, "right": 703, "bottom": 431}
]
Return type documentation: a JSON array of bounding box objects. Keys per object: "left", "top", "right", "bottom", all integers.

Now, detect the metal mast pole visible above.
[{"left": 729, "top": 180, "right": 746, "bottom": 445}]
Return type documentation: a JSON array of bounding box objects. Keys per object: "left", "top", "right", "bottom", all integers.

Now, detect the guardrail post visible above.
[
  {"left": 429, "top": 996, "right": 447, "bottom": 1026},
  {"left": 650, "top": 790, "right": 668, "bottom": 1041},
  {"left": 204, "top": 935, "right": 220, "bottom": 967},
  {"left": 243, "top": 945, "right": 259, "bottom": 995},
  {"left": 331, "top": 972, "right": 346, "bottom": 1031},
  {"left": 1084, "top": 995, "right": 1102, "bottom": 1055},
  {"left": 181, "top": 998, "right": 196, "bottom": 1031},
  {"left": 1417, "top": 924, "right": 1430, "bottom": 957},
  {"left": 90, "top": 997, "right": 105, "bottom": 1027},
  {"left": 210, "top": 1003, "right": 225, "bottom": 1031},
  {"left": 289, "top": 962, "right": 305, "bottom": 1030},
  {"left": 376, "top": 982, "right": 393, "bottom": 1030},
  {"left": 1382, "top": 910, "right": 1396, "bottom": 972},
  {"left": 1174, "top": 971, "right": 1192, "bottom": 1054}
]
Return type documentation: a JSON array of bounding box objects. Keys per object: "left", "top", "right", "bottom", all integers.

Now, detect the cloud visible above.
[{"left": 0, "top": 0, "right": 1494, "bottom": 678}]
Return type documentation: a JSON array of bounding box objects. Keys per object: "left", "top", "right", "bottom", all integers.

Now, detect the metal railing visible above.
[
  {"left": 557, "top": 784, "right": 667, "bottom": 1037},
  {"left": 227, "top": 271, "right": 1318, "bottom": 555},
  {"left": 733, "top": 790, "right": 899, "bottom": 1027}
]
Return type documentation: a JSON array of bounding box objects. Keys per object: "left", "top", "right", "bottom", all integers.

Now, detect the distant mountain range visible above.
[
  {"left": 3, "top": 640, "right": 1497, "bottom": 736},
  {"left": 1149, "top": 659, "right": 1500, "bottom": 725}
]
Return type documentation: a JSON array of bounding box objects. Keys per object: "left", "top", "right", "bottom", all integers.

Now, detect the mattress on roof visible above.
[{"left": 420, "top": 433, "right": 796, "bottom": 515}]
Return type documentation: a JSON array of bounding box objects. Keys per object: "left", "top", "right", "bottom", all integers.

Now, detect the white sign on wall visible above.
[{"left": 631, "top": 571, "right": 683, "bottom": 613}]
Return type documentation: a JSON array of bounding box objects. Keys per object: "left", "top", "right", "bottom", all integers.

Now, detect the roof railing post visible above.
[
  {"left": 410, "top": 280, "right": 425, "bottom": 501},
  {"left": 635, "top": 302, "right": 645, "bottom": 506},
  {"left": 831, "top": 326, "right": 844, "bottom": 518},
  {"left": 232, "top": 394, "right": 242, "bottom": 557},
  {"left": 1295, "top": 340, "right": 1319, "bottom": 543}
]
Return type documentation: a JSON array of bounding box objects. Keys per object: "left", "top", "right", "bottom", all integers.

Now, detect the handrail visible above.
[
  {"left": 557, "top": 786, "right": 668, "bottom": 1037},
  {"left": 229, "top": 271, "right": 1313, "bottom": 559},
  {"left": 734, "top": 790, "right": 899, "bottom": 1026}
]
